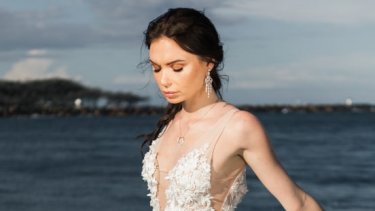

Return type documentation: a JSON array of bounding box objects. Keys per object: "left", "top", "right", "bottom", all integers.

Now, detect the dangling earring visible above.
[{"left": 205, "top": 70, "right": 213, "bottom": 98}]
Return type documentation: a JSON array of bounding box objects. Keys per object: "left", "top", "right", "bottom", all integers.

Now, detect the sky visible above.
[{"left": 0, "top": 0, "right": 374, "bottom": 105}]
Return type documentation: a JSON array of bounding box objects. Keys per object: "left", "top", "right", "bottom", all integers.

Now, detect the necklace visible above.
[{"left": 177, "top": 101, "right": 220, "bottom": 145}]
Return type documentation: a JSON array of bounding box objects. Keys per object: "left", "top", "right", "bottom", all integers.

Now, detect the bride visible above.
[{"left": 141, "top": 7, "right": 322, "bottom": 211}]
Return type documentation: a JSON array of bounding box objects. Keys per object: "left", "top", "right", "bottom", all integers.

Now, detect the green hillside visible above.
[{"left": 0, "top": 78, "right": 148, "bottom": 116}]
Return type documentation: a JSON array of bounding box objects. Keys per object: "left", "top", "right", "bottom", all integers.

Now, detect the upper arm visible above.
[{"left": 229, "top": 111, "right": 305, "bottom": 210}]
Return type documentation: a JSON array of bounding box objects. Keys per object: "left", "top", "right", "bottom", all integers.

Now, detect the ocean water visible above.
[{"left": 0, "top": 112, "right": 374, "bottom": 211}]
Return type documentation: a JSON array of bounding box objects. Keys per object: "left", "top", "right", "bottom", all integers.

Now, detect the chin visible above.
[{"left": 165, "top": 97, "right": 183, "bottom": 104}]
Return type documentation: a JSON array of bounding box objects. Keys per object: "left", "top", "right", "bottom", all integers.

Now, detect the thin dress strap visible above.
[
  {"left": 207, "top": 108, "right": 239, "bottom": 161},
  {"left": 154, "top": 119, "right": 173, "bottom": 153}
]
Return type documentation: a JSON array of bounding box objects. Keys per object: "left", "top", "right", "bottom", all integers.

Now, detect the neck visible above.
[{"left": 181, "top": 92, "right": 219, "bottom": 115}]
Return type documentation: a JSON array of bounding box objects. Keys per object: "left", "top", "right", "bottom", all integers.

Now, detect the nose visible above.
[{"left": 160, "top": 70, "right": 172, "bottom": 87}]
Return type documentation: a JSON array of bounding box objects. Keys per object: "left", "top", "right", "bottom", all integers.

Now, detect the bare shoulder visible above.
[
  {"left": 231, "top": 110, "right": 263, "bottom": 132},
  {"left": 222, "top": 108, "right": 268, "bottom": 150}
]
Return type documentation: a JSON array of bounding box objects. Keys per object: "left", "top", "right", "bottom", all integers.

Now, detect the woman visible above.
[{"left": 141, "top": 8, "right": 322, "bottom": 211}]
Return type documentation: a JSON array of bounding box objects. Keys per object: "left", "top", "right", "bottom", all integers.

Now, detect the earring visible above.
[{"left": 205, "top": 70, "right": 213, "bottom": 98}]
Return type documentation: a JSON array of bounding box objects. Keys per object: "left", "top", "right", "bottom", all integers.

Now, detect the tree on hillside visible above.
[{"left": 0, "top": 78, "right": 148, "bottom": 109}]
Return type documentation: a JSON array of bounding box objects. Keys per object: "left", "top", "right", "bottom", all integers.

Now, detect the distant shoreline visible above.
[
  {"left": 1, "top": 103, "right": 374, "bottom": 117},
  {"left": 2, "top": 79, "right": 373, "bottom": 117}
]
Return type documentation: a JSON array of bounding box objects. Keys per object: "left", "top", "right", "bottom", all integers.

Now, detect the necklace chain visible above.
[{"left": 177, "top": 101, "right": 220, "bottom": 145}]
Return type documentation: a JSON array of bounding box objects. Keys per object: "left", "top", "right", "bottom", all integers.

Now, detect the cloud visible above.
[
  {"left": 85, "top": 0, "right": 220, "bottom": 37},
  {"left": 230, "top": 53, "right": 375, "bottom": 90},
  {"left": 0, "top": 51, "right": 24, "bottom": 62},
  {"left": 3, "top": 58, "right": 67, "bottom": 81},
  {"left": 214, "top": 0, "right": 375, "bottom": 25},
  {"left": 0, "top": 7, "right": 95, "bottom": 51},
  {"left": 85, "top": 0, "right": 222, "bottom": 21},
  {"left": 27, "top": 49, "right": 48, "bottom": 57},
  {"left": 113, "top": 73, "right": 151, "bottom": 86},
  {"left": 2, "top": 50, "right": 81, "bottom": 81},
  {"left": 2, "top": 0, "right": 374, "bottom": 53},
  {"left": 1, "top": 1, "right": 212, "bottom": 51}
]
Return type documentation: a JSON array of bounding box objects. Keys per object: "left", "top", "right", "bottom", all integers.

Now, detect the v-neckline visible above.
[
  {"left": 154, "top": 105, "right": 235, "bottom": 176},
  {"left": 155, "top": 141, "right": 210, "bottom": 176}
]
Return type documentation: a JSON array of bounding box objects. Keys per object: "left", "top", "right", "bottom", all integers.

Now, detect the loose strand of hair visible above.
[{"left": 141, "top": 103, "right": 182, "bottom": 155}]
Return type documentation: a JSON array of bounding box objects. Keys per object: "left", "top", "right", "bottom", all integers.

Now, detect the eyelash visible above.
[
  {"left": 152, "top": 67, "right": 183, "bottom": 73},
  {"left": 153, "top": 67, "right": 161, "bottom": 73},
  {"left": 173, "top": 67, "right": 183, "bottom": 72}
]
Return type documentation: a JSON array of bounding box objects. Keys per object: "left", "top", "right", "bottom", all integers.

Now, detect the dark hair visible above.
[{"left": 141, "top": 8, "right": 225, "bottom": 152}]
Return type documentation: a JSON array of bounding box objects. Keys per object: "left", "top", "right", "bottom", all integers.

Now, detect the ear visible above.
[{"left": 206, "top": 61, "right": 215, "bottom": 72}]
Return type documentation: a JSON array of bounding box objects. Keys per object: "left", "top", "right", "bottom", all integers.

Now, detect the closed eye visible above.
[
  {"left": 153, "top": 67, "right": 161, "bottom": 72},
  {"left": 151, "top": 64, "right": 161, "bottom": 73},
  {"left": 173, "top": 67, "right": 183, "bottom": 72},
  {"left": 171, "top": 64, "right": 184, "bottom": 72}
]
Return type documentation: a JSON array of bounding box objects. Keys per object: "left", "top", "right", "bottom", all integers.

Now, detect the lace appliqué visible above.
[
  {"left": 142, "top": 139, "right": 160, "bottom": 211},
  {"left": 164, "top": 143, "right": 213, "bottom": 211},
  {"left": 221, "top": 170, "right": 248, "bottom": 211},
  {"left": 142, "top": 141, "right": 248, "bottom": 211}
]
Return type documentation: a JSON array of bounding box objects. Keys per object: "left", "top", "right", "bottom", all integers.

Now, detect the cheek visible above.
[{"left": 180, "top": 70, "right": 205, "bottom": 90}]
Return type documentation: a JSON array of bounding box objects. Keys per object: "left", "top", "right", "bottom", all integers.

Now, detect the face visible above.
[{"left": 149, "top": 36, "right": 213, "bottom": 104}]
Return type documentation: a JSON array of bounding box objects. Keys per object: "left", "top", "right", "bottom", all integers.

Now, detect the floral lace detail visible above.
[
  {"left": 164, "top": 143, "right": 213, "bottom": 211},
  {"left": 142, "top": 107, "right": 247, "bottom": 211},
  {"left": 141, "top": 139, "right": 160, "bottom": 211},
  {"left": 142, "top": 139, "right": 248, "bottom": 211},
  {"left": 221, "top": 170, "right": 248, "bottom": 211}
]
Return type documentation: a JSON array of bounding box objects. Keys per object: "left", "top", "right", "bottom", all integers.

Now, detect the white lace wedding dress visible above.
[{"left": 142, "top": 109, "right": 248, "bottom": 211}]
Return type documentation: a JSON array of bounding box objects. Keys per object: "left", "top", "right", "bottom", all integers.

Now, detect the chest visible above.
[
  {"left": 143, "top": 141, "right": 214, "bottom": 209},
  {"left": 164, "top": 143, "right": 212, "bottom": 192},
  {"left": 142, "top": 140, "right": 247, "bottom": 211},
  {"left": 156, "top": 124, "right": 213, "bottom": 172},
  {"left": 156, "top": 138, "right": 243, "bottom": 185}
]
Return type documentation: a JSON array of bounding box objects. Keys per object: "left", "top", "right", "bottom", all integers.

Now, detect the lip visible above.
[{"left": 162, "top": 91, "right": 178, "bottom": 98}]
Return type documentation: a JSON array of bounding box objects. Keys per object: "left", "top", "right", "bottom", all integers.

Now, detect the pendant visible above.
[{"left": 177, "top": 137, "right": 185, "bottom": 145}]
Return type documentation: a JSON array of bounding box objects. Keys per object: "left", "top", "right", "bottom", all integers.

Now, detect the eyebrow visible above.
[{"left": 149, "top": 59, "right": 185, "bottom": 66}]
